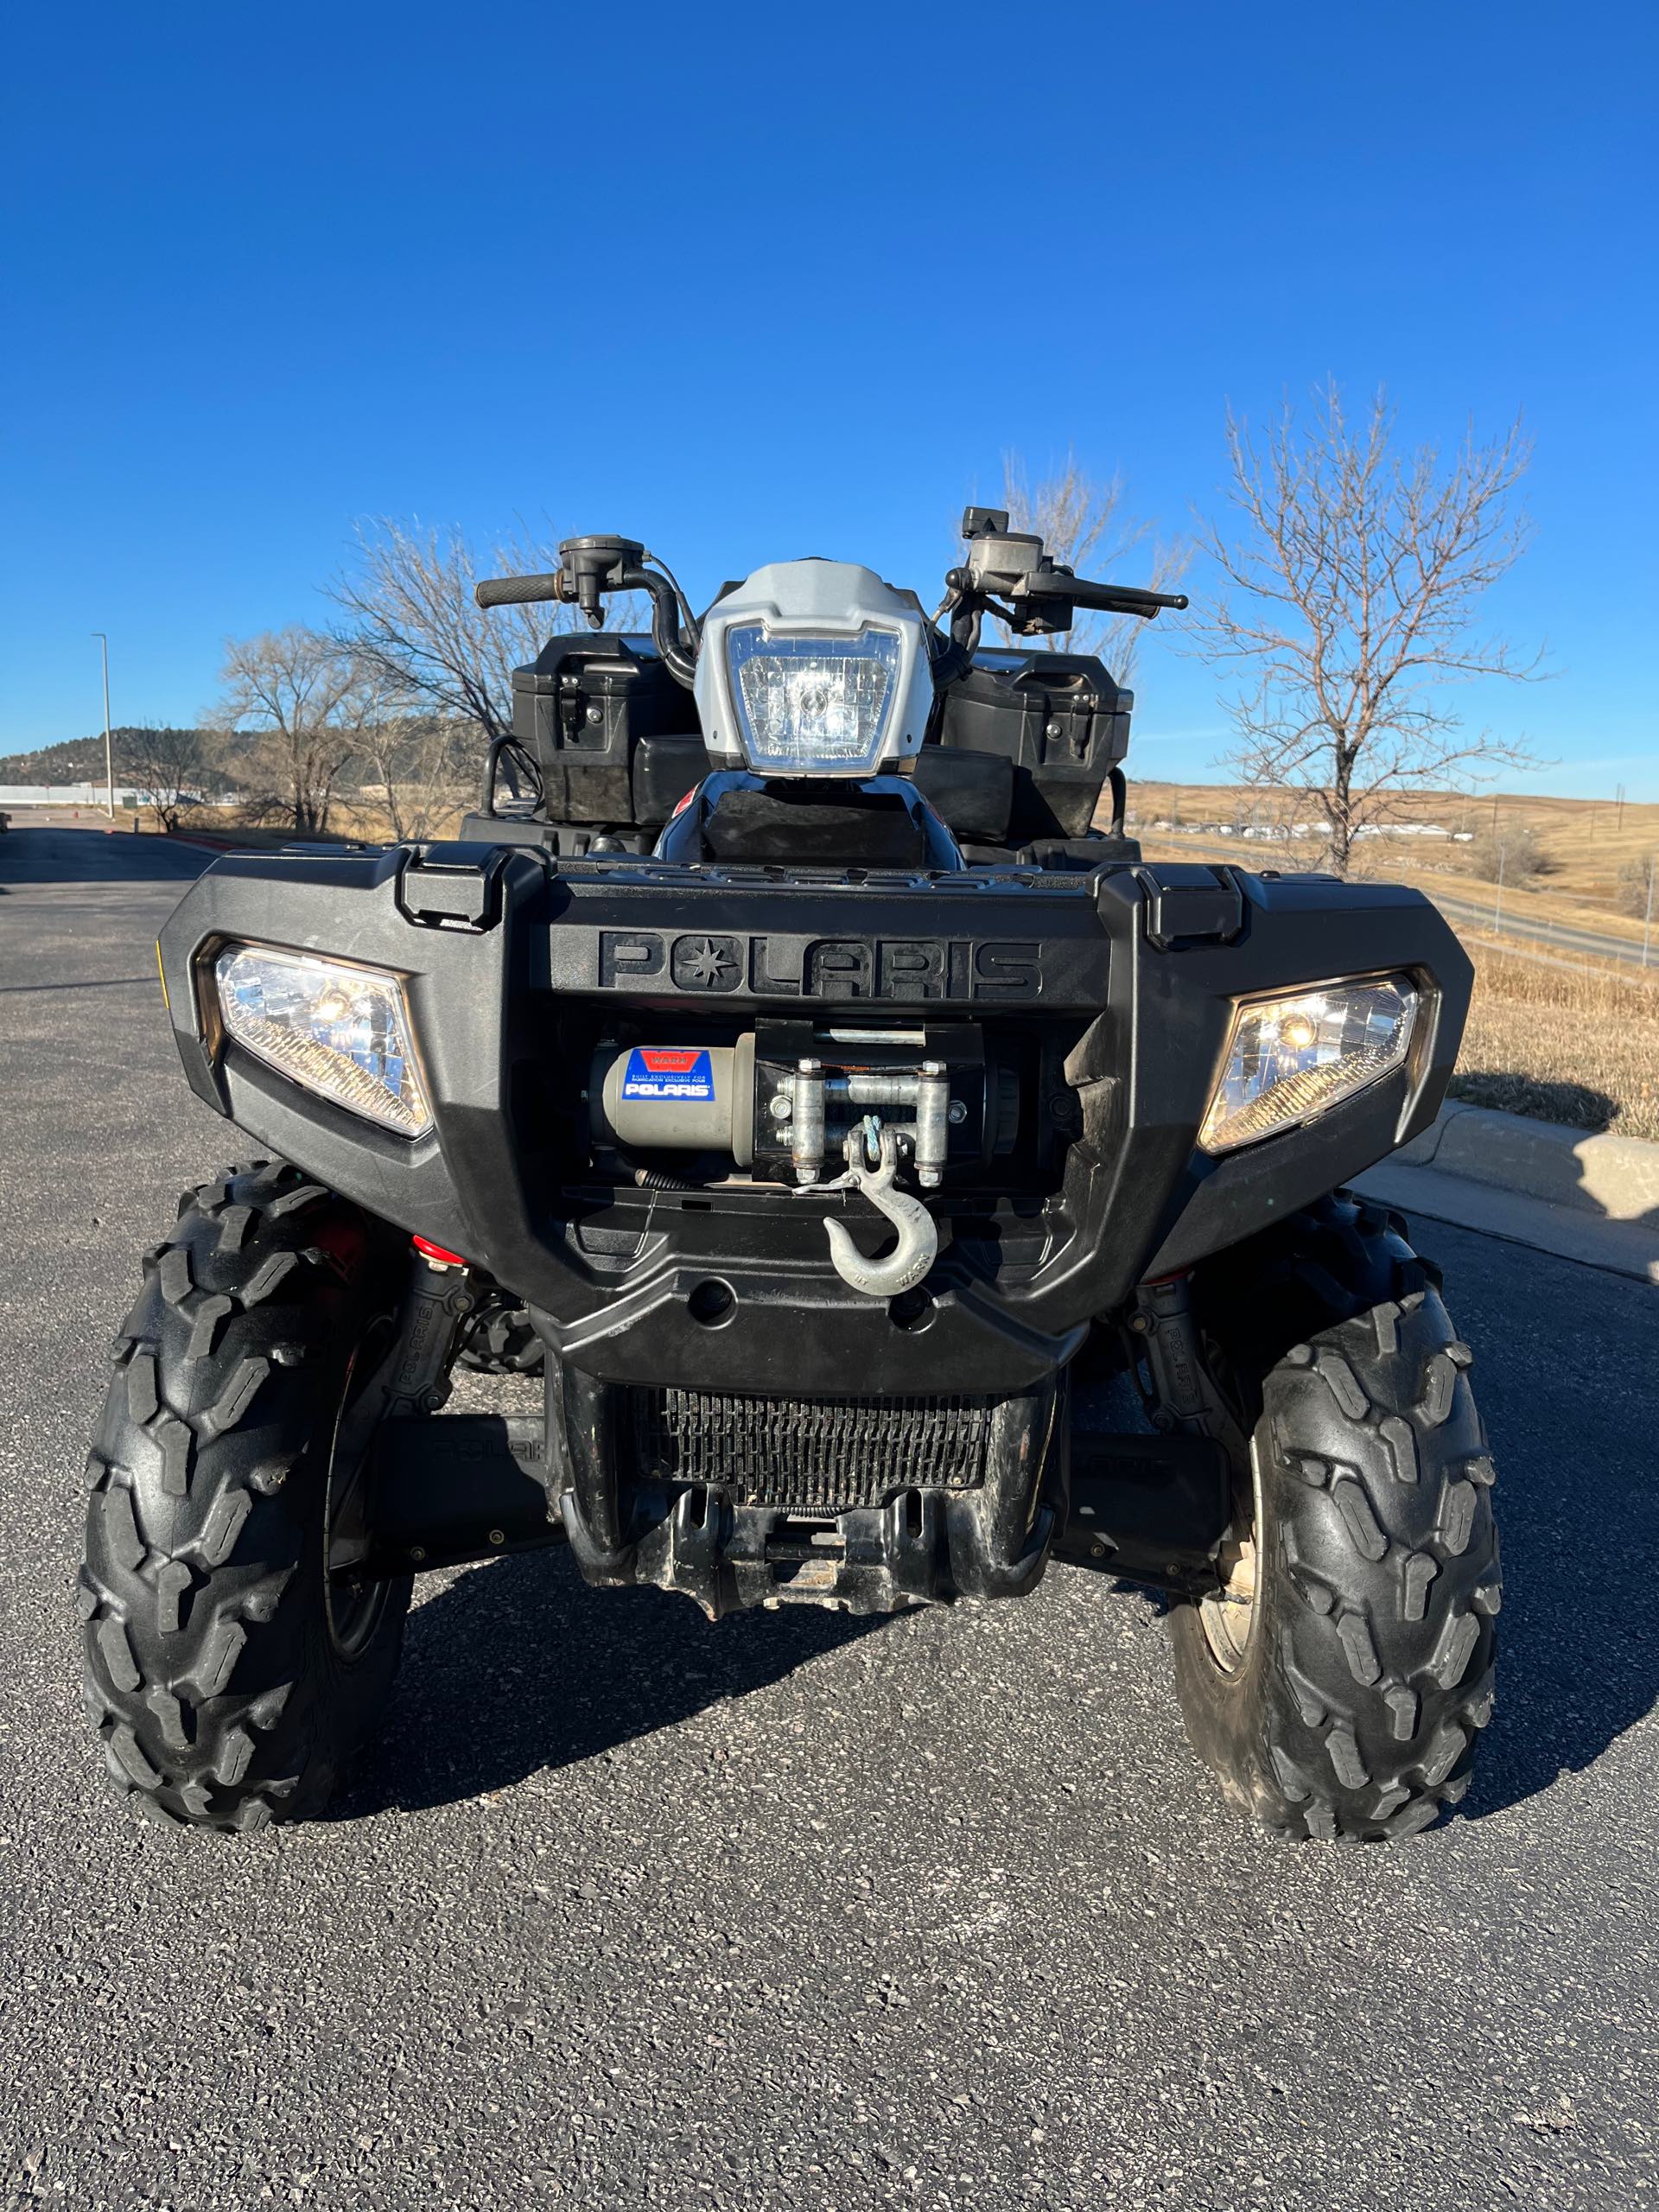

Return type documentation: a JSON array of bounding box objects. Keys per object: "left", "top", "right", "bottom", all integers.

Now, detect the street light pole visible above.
[{"left": 91, "top": 632, "right": 113, "bottom": 818}]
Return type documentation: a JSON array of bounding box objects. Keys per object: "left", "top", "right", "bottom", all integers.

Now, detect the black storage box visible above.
[
  {"left": 511, "top": 632, "right": 703, "bottom": 826},
  {"left": 934, "top": 649, "right": 1130, "bottom": 841}
]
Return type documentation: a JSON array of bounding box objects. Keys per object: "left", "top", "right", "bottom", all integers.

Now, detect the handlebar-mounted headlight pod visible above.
[{"left": 694, "top": 560, "right": 936, "bottom": 778}]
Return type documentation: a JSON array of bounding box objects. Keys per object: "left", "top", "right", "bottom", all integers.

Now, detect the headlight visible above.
[
  {"left": 214, "top": 944, "right": 432, "bottom": 1137},
  {"left": 725, "top": 624, "right": 900, "bottom": 772},
  {"left": 1199, "top": 976, "right": 1418, "bottom": 1154}
]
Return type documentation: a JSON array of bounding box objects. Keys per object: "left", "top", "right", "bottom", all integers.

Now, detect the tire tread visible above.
[
  {"left": 1172, "top": 1191, "right": 1499, "bottom": 1842},
  {"left": 79, "top": 1162, "right": 410, "bottom": 1832}
]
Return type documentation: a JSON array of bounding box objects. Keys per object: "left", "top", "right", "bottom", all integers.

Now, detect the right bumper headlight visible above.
[
  {"left": 214, "top": 943, "right": 432, "bottom": 1137},
  {"left": 1199, "top": 976, "right": 1418, "bottom": 1154}
]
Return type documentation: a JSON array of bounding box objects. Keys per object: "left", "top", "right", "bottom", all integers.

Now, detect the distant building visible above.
[{"left": 0, "top": 782, "right": 144, "bottom": 806}]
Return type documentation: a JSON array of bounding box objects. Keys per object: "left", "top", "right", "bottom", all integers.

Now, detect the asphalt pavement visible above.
[{"left": 2, "top": 825, "right": 1656, "bottom": 2210}]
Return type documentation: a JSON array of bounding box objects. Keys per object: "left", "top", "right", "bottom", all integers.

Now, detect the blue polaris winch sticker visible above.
[{"left": 621, "top": 1046, "right": 715, "bottom": 1102}]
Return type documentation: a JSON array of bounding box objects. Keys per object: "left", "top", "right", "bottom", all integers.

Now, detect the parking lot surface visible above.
[{"left": 2, "top": 829, "right": 1655, "bottom": 2209}]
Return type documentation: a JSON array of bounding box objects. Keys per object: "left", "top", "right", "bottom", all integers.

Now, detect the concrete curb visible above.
[
  {"left": 1393, "top": 1102, "right": 1659, "bottom": 1223},
  {"left": 1354, "top": 1103, "right": 1659, "bottom": 1286}
]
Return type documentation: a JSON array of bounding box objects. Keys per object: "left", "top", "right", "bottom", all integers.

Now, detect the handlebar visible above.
[
  {"left": 474, "top": 573, "right": 566, "bottom": 608},
  {"left": 474, "top": 543, "right": 697, "bottom": 690}
]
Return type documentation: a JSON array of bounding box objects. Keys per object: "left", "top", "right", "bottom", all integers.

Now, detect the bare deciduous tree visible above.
[
  {"left": 997, "top": 450, "right": 1186, "bottom": 683},
  {"left": 350, "top": 694, "right": 472, "bottom": 843},
  {"left": 1192, "top": 385, "right": 1548, "bottom": 874},
  {"left": 215, "top": 627, "right": 365, "bottom": 833},
  {"left": 1616, "top": 855, "right": 1658, "bottom": 923},
  {"left": 115, "top": 725, "right": 209, "bottom": 832},
  {"left": 328, "top": 519, "right": 646, "bottom": 760},
  {"left": 1468, "top": 822, "right": 1548, "bottom": 885}
]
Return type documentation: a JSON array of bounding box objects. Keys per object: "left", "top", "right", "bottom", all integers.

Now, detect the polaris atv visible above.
[{"left": 81, "top": 512, "right": 1498, "bottom": 1840}]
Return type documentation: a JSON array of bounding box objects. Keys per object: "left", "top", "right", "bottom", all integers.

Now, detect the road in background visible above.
[
  {"left": 3, "top": 824, "right": 1656, "bottom": 2208},
  {"left": 1427, "top": 885, "right": 1652, "bottom": 969}
]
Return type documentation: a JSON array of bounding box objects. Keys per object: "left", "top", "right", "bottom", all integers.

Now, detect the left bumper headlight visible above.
[
  {"left": 214, "top": 944, "right": 432, "bottom": 1137},
  {"left": 1200, "top": 976, "right": 1418, "bottom": 1154}
]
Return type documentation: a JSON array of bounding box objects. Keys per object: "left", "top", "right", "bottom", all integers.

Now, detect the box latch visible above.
[
  {"left": 1136, "top": 864, "right": 1244, "bottom": 950},
  {"left": 397, "top": 843, "right": 509, "bottom": 932}
]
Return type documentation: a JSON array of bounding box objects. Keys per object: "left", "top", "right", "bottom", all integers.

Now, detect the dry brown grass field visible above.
[
  {"left": 1130, "top": 781, "right": 1659, "bottom": 942},
  {"left": 1450, "top": 938, "right": 1659, "bottom": 1141}
]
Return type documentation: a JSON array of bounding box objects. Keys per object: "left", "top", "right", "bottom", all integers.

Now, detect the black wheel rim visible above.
[{"left": 323, "top": 1319, "right": 395, "bottom": 1661}]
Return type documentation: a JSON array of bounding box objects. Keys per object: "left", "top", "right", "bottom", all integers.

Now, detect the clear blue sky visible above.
[{"left": 3, "top": 1, "right": 1654, "bottom": 794}]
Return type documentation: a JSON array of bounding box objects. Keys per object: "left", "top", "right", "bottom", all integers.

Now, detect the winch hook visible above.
[{"left": 809, "top": 1121, "right": 938, "bottom": 1299}]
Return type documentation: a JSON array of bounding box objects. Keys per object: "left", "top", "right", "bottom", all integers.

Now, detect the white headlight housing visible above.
[
  {"left": 1200, "top": 976, "right": 1418, "bottom": 1154},
  {"left": 214, "top": 944, "right": 432, "bottom": 1137},
  {"left": 695, "top": 559, "right": 936, "bottom": 777}
]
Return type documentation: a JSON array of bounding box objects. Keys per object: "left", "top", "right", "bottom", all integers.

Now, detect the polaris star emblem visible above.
[{"left": 671, "top": 935, "right": 741, "bottom": 991}]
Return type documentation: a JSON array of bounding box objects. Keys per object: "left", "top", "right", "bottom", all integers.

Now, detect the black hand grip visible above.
[{"left": 474, "top": 572, "right": 565, "bottom": 609}]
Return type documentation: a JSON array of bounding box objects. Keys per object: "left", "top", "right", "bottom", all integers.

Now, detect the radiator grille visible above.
[{"left": 629, "top": 1388, "right": 995, "bottom": 1512}]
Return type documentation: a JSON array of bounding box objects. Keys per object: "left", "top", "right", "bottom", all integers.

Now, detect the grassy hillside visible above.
[{"left": 1125, "top": 780, "right": 1659, "bottom": 930}]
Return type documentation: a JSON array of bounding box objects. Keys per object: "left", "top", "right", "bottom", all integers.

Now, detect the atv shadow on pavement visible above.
[
  {"left": 336, "top": 1547, "right": 884, "bottom": 1818},
  {"left": 1398, "top": 1198, "right": 1659, "bottom": 1828}
]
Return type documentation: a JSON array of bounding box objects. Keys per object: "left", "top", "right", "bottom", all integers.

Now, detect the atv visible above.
[{"left": 80, "top": 512, "right": 1498, "bottom": 1840}]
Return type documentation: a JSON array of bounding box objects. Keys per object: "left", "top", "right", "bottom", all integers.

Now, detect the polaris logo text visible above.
[
  {"left": 620, "top": 1045, "right": 715, "bottom": 1101},
  {"left": 596, "top": 932, "right": 1042, "bottom": 1001}
]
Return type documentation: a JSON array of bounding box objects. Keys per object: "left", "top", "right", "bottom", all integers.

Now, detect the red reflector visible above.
[
  {"left": 671, "top": 784, "right": 697, "bottom": 818},
  {"left": 412, "top": 1235, "right": 467, "bottom": 1266}
]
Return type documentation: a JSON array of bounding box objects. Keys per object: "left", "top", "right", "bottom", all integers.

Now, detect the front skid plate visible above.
[{"left": 359, "top": 1413, "right": 1228, "bottom": 1614}]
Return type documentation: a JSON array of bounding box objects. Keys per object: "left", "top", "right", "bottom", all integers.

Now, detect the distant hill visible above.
[
  {"left": 0, "top": 735, "right": 117, "bottom": 783},
  {"left": 0, "top": 729, "right": 228, "bottom": 785}
]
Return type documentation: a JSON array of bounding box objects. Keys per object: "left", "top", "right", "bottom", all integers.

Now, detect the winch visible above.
[{"left": 588, "top": 1020, "right": 1018, "bottom": 1187}]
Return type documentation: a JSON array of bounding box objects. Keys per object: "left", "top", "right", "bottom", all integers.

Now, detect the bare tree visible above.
[
  {"left": 327, "top": 519, "right": 647, "bottom": 757},
  {"left": 350, "top": 693, "right": 471, "bottom": 843},
  {"left": 1468, "top": 822, "right": 1548, "bottom": 885},
  {"left": 113, "top": 725, "right": 208, "bottom": 832},
  {"left": 215, "top": 627, "right": 365, "bottom": 833},
  {"left": 997, "top": 450, "right": 1186, "bottom": 683},
  {"left": 1192, "top": 385, "right": 1548, "bottom": 874},
  {"left": 1616, "top": 855, "right": 1658, "bottom": 922}
]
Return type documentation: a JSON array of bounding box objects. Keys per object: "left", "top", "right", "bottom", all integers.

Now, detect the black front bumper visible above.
[{"left": 157, "top": 843, "right": 1471, "bottom": 1400}]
